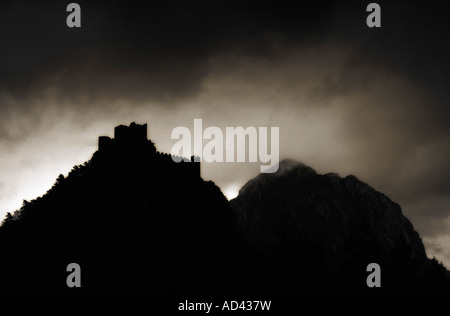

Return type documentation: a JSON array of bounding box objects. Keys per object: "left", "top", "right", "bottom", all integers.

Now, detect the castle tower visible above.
[
  {"left": 114, "top": 122, "right": 147, "bottom": 144},
  {"left": 98, "top": 122, "right": 153, "bottom": 153},
  {"left": 98, "top": 136, "right": 113, "bottom": 152}
]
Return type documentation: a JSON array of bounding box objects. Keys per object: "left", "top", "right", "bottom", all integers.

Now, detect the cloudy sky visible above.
[{"left": 1, "top": 0, "right": 449, "bottom": 266}]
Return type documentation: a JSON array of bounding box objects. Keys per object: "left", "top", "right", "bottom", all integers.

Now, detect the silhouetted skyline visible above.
[
  {"left": 1, "top": 124, "right": 447, "bottom": 295},
  {"left": 0, "top": 0, "right": 449, "bottom": 268}
]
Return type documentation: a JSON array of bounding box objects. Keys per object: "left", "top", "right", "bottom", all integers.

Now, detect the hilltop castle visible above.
[{"left": 96, "top": 122, "right": 200, "bottom": 178}]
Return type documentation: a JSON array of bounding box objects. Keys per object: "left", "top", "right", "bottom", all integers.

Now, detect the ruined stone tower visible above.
[{"left": 97, "top": 122, "right": 200, "bottom": 178}]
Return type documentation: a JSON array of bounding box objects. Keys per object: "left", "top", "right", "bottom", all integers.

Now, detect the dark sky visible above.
[{"left": 1, "top": 0, "right": 449, "bottom": 265}]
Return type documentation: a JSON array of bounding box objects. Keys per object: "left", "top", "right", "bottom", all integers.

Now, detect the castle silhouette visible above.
[
  {"left": 0, "top": 122, "right": 234, "bottom": 295},
  {"left": 96, "top": 122, "right": 200, "bottom": 178},
  {"left": 0, "top": 122, "right": 448, "bottom": 296}
]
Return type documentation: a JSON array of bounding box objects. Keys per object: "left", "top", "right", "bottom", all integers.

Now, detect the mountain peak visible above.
[
  {"left": 277, "top": 159, "right": 317, "bottom": 175},
  {"left": 231, "top": 159, "right": 448, "bottom": 294},
  {"left": 237, "top": 159, "right": 316, "bottom": 196}
]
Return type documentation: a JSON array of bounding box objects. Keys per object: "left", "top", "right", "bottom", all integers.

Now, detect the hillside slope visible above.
[{"left": 230, "top": 159, "right": 449, "bottom": 294}]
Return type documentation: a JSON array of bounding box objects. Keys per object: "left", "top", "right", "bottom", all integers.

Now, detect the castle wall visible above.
[
  {"left": 115, "top": 123, "right": 147, "bottom": 143},
  {"left": 97, "top": 123, "right": 198, "bottom": 178},
  {"left": 98, "top": 136, "right": 112, "bottom": 152},
  {"left": 157, "top": 152, "right": 201, "bottom": 178}
]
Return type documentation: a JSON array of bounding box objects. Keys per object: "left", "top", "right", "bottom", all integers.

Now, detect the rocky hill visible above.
[
  {"left": 0, "top": 123, "right": 243, "bottom": 295},
  {"left": 0, "top": 125, "right": 448, "bottom": 295},
  {"left": 230, "top": 159, "right": 449, "bottom": 294}
]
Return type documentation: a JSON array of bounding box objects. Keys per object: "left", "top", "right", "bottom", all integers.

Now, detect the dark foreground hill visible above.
[
  {"left": 0, "top": 123, "right": 448, "bottom": 295},
  {"left": 0, "top": 123, "right": 247, "bottom": 295}
]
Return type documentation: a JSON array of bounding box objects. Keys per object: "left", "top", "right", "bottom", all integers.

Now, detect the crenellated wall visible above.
[{"left": 97, "top": 123, "right": 200, "bottom": 178}]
